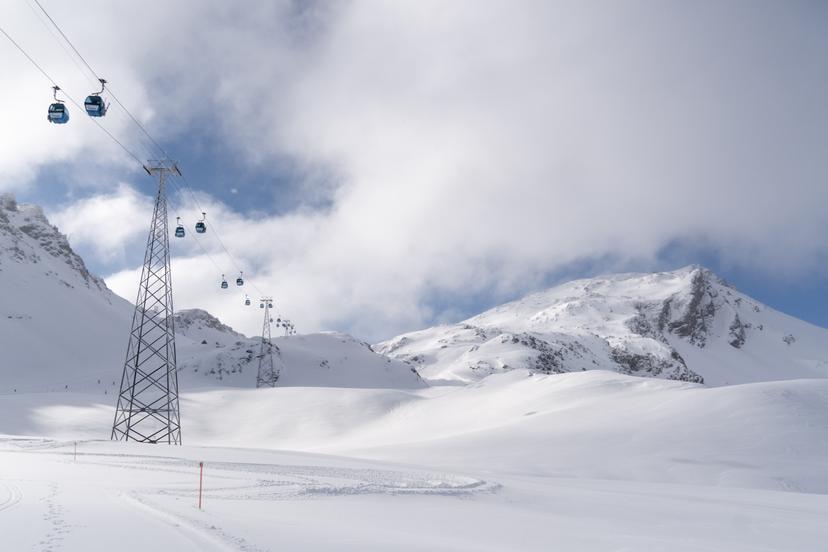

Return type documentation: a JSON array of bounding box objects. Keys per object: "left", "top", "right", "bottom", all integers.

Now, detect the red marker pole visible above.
[{"left": 198, "top": 462, "right": 204, "bottom": 510}]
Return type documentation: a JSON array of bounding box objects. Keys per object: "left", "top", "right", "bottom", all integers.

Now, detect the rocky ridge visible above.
[{"left": 377, "top": 266, "right": 828, "bottom": 386}]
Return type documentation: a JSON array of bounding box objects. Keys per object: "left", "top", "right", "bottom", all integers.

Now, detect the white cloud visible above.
[
  {"left": 49, "top": 183, "right": 153, "bottom": 262},
  {"left": 4, "top": 1, "right": 827, "bottom": 340}
]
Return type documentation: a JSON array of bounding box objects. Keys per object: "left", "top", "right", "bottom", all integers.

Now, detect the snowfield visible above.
[
  {"left": 3, "top": 437, "right": 828, "bottom": 552},
  {"left": 3, "top": 196, "right": 828, "bottom": 550},
  {"left": 5, "top": 370, "right": 828, "bottom": 493},
  {"left": 3, "top": 370, "right": 828, "bottom": 550}
]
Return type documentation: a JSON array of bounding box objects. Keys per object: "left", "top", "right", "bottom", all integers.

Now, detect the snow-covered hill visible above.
[
  {"left": 0, "top": 194, "right": 422, "bottom": 392},
  {"left": 0, "top": 193, "right": 131, "bottom": 392},
  {"left": 178, "top": 328, "right": 424, "bottom": 390},
  {"left": 376, "top": 266, "right": 828, "bottom": 386},
  {"left": 5, "top": 369, "right": 828, "bottom": 495}
]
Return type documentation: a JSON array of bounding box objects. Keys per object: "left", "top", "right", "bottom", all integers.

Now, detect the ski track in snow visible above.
[
  {"left": 120, "top": 492, "right": 243, "bottom": 552},
  {"left": 1, "top": 439, "right": 500, "bottom": 552},
  {"left": 0, "top": 480, "right": 23, "bottom": 512},
  {"left": 7, "top": 441, "right": 499, "bottom": 501}
]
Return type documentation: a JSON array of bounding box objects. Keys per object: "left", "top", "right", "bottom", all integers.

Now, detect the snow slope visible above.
[
  {"left": 7, "top": 370, "right": 827, "bottom": 494},
  {"left": 0, "top": 193, "right": 131, "bottom": 391},
  {"left": 377, "top": 266, "right": 828, "bottom": 386},
  {"left": 2, "top": 369, "right": 828, "bottom": 551}
]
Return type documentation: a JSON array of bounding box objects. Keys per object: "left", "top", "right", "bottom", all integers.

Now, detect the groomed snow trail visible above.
[
  {"left": 0, "top": 439, "right": 498, "bottom": 551},
  {"left": 3, "top": 437, "right": 828, "bottom": 551}
]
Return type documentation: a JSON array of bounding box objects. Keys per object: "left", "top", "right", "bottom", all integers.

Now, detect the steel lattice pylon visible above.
[
  {"left": 112, "top": 161, "right": 182, "bottom": 444},
  {"left": 256, "top": 297, "right": 280, "bottom": 388}
]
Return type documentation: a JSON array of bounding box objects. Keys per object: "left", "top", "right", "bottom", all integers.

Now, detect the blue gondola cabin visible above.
[
  {"left": 84, "top": 95, "right": 107, "bottom": 117},
  {"left": 48, "top": 103, "right": 69, "bottom": 124}
]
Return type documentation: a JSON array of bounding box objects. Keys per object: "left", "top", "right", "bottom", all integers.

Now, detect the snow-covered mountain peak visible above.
[
  {"left": 377, "top": 266, "right": 828, "bottom": 386},
  {"left": 468, "top": 265, "right": 728, "bottom": 327},
  {"left": 462, "top": 266, "right": 750, "bottom": 344},
  {"left": 174, "top": 308, "right": 246, "bottom": 341},
  {"left": 0, "top": 192, "right": 107, "bottom": 293}
]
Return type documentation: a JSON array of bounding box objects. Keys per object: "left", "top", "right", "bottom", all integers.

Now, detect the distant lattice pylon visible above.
[{"left": 256, "top": 297, "right": 279, "bottom": 388}]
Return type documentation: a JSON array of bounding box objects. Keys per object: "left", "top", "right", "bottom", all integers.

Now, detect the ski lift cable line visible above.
[
  {"left": 0, "top": 25, "right": 146, "bottom": 169},
  {"left": 16, "top": 6, "right": 283, "bottom": 320},
  {"left": 168, "top": 178, "right": 272, "bottom": 315},
  {"left": 24, "top": 0, "right": 93, "bottom": 85},
  {"left": 2, "top": 47, "right": 290, "bottom": 335},
  {"left": 23, "top": 1, "right": 159, "bottom": 162},
  {"left": 67, "top": 104, "right": 146, "bottom": 168},
  {"left": 166, "top": 178, "right": 229, "bottom": 275},
  {"left": 28, "top": 0, "right": 268, "bottom": 290},
  {"left": 32, "top": 0, "right": 101, "bottom": 81},
  {"left": 169, "top": 172, "right": 266, "bottom": 297},
  {"left": 0, "top": 24, "right": 56, "bottom": 85},
  {"left": 31, "top": 0, "right": 171, "bottom": 159},
  {"left": 29, "top": 0, "right": 265, "bottom": 298},
  {"left": 168, "top": 173, "right": 267, "bottom": 298},
  {"left": 187, "top": 233, "right": 230, "bottom": 277},
  {"left": 31, "top": 0, "right": 175, "bottom": 160}
]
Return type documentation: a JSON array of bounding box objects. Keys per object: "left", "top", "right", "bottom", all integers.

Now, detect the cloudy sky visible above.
[{"left": 1, "top": 0, "right": 826, "bottom": 341}]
